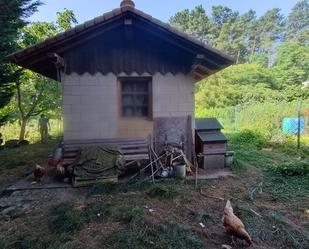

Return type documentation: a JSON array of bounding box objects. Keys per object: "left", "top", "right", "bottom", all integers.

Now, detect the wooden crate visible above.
[{"left": 73, "top": 175, "right": 118, "bottom": 187}]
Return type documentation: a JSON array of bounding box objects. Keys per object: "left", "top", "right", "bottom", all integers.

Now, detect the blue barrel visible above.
[{"left": 282, "top": 118, "right": 305, "bottom": 135}]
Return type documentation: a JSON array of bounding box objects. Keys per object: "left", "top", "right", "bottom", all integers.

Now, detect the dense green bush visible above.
[
  {"left": 271, "top": 161, "right": 309, "bottom": 176},
  {"left": 230, "top": 130, "right": 267, "bottom": 148}
]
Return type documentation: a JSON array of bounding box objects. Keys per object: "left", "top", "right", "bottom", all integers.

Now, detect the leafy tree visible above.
[
  {"left": 214, "top": 10, "right": 256, "bottom": 63},
  {"left": 252, "top": 9, "right": 285, "bottom": 66},
  {"left": 285, "top": 0, "right": 309, "bottom": 44},
  {"left": 56, "top": 8, "right": 78, "bottom": 31},
  {"left": 0, "top": 0, "right": 41, "bottom": 125},
  {"left": 195, "top": 64, "right": 279, "bottom": 109},
  {"left": 170, "top": 3, "right": 308, "bottom": 112},
  {"left": 272, "top": 42, "right": 309, "bottom": 87},
  {"left": 170, "top": 5, "right": 283, "bottom": 64},
  {"left": 211, "top": 5, "right": 238, "bottom": 29},
  {"left": 16, "top": 72, "right": 61, "bottom": 140},
  {"left": 13, "top": 9, "right": 77, "bottom": 140},
  {"left": 169, "top": 5, "right": 213, "bottom": 44}
]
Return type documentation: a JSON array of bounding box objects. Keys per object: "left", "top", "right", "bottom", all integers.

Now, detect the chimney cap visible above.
[{"left": 120, "top": 0, "right": 135, "bottom": 8}]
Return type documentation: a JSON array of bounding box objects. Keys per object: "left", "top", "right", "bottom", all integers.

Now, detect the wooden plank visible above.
[
  {"left": 63, "top": 152, "right": 78, "bottom": 158},
  {"left": 119, "top": 143, "right": 148, "bottom": 149},
  {"left": 65, "top": 138, "right": 147, "bottom": 145},
  {"left": 63, "top": 158, "right": 76, "bottom": 164},
  {"left": 121, "top": 148, "right": 149, "bottom": 154},
  {"left": 64, "top": 142, "right": 147, "bottom": 148},
  {"left": 63, "top": 159, "right": 76, "bottom": 165},
  {"left": 73, "top": 176, "right": 118, "bottom": 187},
  {"left": 64, "top": 147, "right": 80, "bottom": 153},
  {"left": 124, "top": 154, "right": 149, "bottom": 161}
]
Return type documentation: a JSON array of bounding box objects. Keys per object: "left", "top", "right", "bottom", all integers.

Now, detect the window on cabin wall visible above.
[{"left": 119, "top": 77, "right": 152, "bottom": 118}]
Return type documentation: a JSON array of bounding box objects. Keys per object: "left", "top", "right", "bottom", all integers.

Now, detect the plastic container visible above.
[
  {"left": 282, "top": 118, "right": 304, "bottom": 135},
  {"left": 53, "top": 147, "right": 63, "bottom": 160},
  {"left": 225, "top": 151, "right": 234, "bottom": 167},
  {"left": 173, "top": 164, "right": 186, "bottom": 179}
]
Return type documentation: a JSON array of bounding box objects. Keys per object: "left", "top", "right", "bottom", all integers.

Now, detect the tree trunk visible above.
[
  {"left": 19, "top": 118, "right": 28, "bottom": 141},
  {"left": 236, "top": 50, "right": 241, "bottom": 64},
  {"left": 250, "top": 36, "right": 257, "bottom": 62}
]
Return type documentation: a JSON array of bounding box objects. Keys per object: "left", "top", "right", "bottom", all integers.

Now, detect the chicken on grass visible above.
[
  {"left": 33, "top": 164, "right": 45, "bottom": 182},
  {"left": 222, "top": 200, "right": 253, "bottom": 246}
]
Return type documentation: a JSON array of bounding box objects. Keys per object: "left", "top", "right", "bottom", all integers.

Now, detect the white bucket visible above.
[{"left": 225, "top": 151, "right": 234, "bottom": 167}]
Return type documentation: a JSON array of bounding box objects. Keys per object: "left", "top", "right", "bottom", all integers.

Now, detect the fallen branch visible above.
[{"left": 250, "top": 208, "right": 262, "bottom": 218}]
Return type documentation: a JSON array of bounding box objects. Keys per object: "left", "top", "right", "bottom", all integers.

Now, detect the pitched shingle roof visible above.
[{"left": 7, "top": 2, "right": 235, "bottom": 80}]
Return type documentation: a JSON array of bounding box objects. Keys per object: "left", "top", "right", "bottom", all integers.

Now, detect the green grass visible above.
[
  {"left": 81, "top": 203, "right": 112, "bottom": 223},
  {"left": 270, "top": 211, "right": 309, "bottom": 249},
  {"left": 87, "top": 182, "right": 118, "bottom": 196},
  {"left": 1, "top": 128, "right": 309, "bottom": 249},
  {"left": 49, "top": 202, "right": 85, "bottom": 234},
  {"left": 0, "top": 140, "right": 57, "bottom": 173},
  {"left": 196, "top": 100, "right": 309, "bottom": 139},
  {"left": 231, "top": 205, "right": 309, "bottom": 249},
  {"left": 229, "top": 130, "right": 309, "bottom": 203},
  {"left": 114, "top": 207, "right": 144, "bottom": 223},
  {"left": 0, "top": 119, "right": 63, "bottom": 144},
  {"left": 105, "top": 215, "right": 208, "bottom": 249},
  {"left": 147, "top": 184, "right": 180, "bottom": 200}
]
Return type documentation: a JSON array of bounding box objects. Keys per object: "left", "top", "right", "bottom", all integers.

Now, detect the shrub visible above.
[
  {"left": 271, "top": 161, "right": 309, "bottom": 176},
  {"left": 230, "top": 130, "right": 267, "bottom": 148}
]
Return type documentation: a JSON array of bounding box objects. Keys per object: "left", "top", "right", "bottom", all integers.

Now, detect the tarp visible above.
[{"left": 74, "top": 147, "right": 123, "bottom": 179}]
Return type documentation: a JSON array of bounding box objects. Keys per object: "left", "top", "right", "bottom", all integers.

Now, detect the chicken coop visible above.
[{"left": 195, "top": 118, "right": 228, "bottom": 170}]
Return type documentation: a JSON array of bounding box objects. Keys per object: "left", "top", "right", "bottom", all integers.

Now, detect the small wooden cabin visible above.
[{"left": 7, "top": 0, "right": 234, "bottom": 155}]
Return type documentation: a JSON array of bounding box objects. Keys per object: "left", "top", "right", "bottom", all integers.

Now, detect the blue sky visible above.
[{"left": 30, "top": 0, "right": 299, "bottom": 24}]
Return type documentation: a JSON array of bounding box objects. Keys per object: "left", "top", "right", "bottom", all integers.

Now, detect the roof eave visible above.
[{"left": 6, "top": 6, "right": 235, "bottom": 79}]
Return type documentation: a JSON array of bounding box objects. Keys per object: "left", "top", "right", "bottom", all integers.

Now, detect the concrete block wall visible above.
[
  {"left": 152, "top": 73, "right": 194, "bottom": 118},
  {"left": 62, "top": 72, "right": 194, "bottom": 141}
]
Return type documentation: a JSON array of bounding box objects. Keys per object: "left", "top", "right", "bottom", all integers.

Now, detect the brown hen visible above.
[
  {"left": 222, "top": 200, "right": 253, "bottom": 246},
  {"left": 34, "top": 164, "right": 45, "bottom": 182}
]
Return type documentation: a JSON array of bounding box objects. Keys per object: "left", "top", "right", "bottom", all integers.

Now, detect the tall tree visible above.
[
  {"left": 56, "top": 8, "right": 78, "bottom": 31},
  {"left": 285, "top": 0, "right": 309, "bottom": 44},
  {"left": 273, "top": 42, "right": 309, "bottom": 87},
  {"left": 252, "top": 9, "right": 285, "bottom": 66},
  {"left": 15, "top": 9, "right": 77, "bottom": 140},
  {"left": 214, "top": 10, "right": 256, "bottom": 63},
  {"left": 0, "top": 0, "right": 41, "bottom": 125},
  {"left": 169, "top": 5, "right": 213, "bottom": 44},
  {"left": 211, "top": 5, "right": 239, "bottom": 39}
]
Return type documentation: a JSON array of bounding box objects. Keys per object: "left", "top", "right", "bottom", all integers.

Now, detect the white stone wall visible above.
[{"left": 62, "top": 72, "right": 194, "bottom": 141}]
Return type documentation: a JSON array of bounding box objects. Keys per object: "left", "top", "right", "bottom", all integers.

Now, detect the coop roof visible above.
[
  {"left": 195, "top": 118, "right": 224, "bottom": 131},
  {"left": 197, "top": 131, "right": 228, "bottom": 142},
  {"left": 6, "top": 1, "right": 235, "bottom": 81}
]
